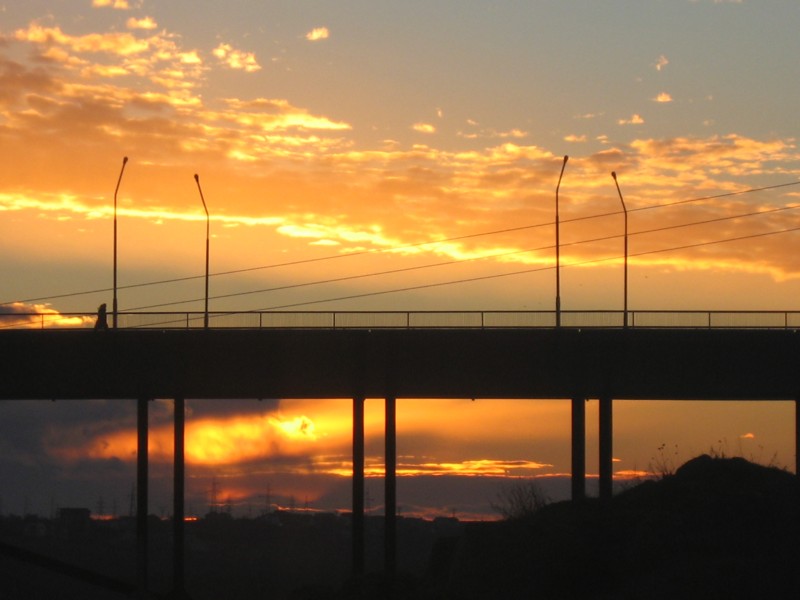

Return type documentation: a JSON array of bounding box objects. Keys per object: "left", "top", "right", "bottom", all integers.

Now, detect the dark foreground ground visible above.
[
  {"left": 2, "top": 455, "right": 798, "bottom": 599},
  {"left": 427, "top": 455, "right": 800, "bottom": 600}
]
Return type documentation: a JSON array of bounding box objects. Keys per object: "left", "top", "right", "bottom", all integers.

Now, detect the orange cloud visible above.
[
  {"left": 398, "top": 459, "right": 552, "bottom": 477},
  {"left": 93, "top": 0, "right": 131, "bottom": 9},
  {"left": 653, "top": 92, "right": 673, "bottom": 103},
  {"left": 306, "top": 27, "right": 330, "bottom": 41},
  {"left": 618, "top": 114, "right": 645, "bottom": 125},
  {"left": 213, "top": 43, "right": 261, "bottom": 72},
  {"left": 15, "top": 24, "right": 150, "bottom": 56},
  {"left": 0, "top": 302, "right": 92, "bottom": 329},
  {"left": 3, "top": 19, "right": 800, "bottom": 290},
  {"left": 413, "top": 122, "right": 436, "bottom": 134},
  {"left": 12, "top": 22, "right": 207, "bottom": 93},
  {"left": 49, "top": 411, "right": 335, "bottom": 467},
  {"left": 126, "top": 17, "right": 158, "bottom": 30}
]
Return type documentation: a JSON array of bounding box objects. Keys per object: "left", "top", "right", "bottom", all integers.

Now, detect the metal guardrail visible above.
[{"left": 2, "top": 310, "right": 800, "bottom": 330}]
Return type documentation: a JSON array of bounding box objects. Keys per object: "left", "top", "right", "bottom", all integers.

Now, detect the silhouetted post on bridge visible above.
[
  {"left": 112, "top": 156, "right": 128, "bottom": 329},
  {"left": 599, "top": 397, "right": 613, "bottom": 502},
  {"left": 352, "top": 397, "right": 365, "bottom": 581},
  {"left": 385, "top": 397, "right": 397, "bottom": 581},
  {"left": 137, "top": 398, "right": 149, "bottom": 598},
  {"left": 571, "top": 397, "right": 586, "bottom": 501},
  {"left": 555, "top": 155, "right": 569, "bottom": 327},
  {"left": 173, "top": 397, "right": 187, "bottom": 598},
  {"left": 194, "top": 174, "right": 210, "bottom": 329},
  {"left": 611, "top": 171, "right": 629, "bottom": 328}
]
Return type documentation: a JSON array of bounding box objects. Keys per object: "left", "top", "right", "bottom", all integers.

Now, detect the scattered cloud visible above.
[
  {"left": 14, "top": 24, "right": 150, "bottom": 56},
  {"left": 0, "top": 302, "right": 91, "bottom": 328},
  {"left": 457, "top": 124, "right": 528, "bottom": 140},
  {"left": 92, "top": 0, "right": 131, "bottom": 9},
  {"left": 618, "top": 113, "right": 645, "bottom": 125},
  {"left": 653, "top": 92, "right": 673, "bottom": 103},
  {"left": 398, "top": 458, "right": 552, "bottom": 477},
  {"left": 575, "top": 112, "right": 603, "bottom": 120},
  {"left": 740, "top": 432, "right": 755, "bottom": 439},
  {"left": 654, "top": 54, "right": 669, "bottom": 71},
  {"left": 126, "top": 16, "right": 157, "bottom": 30},
  {"left": 305, "top": 27, "right": 329, "bottom": 42},
  {"left": 2, "top": 17, "right": 800, "bottom": 286},
  {"left": 413, "top": 122, "right": 436, "bottom": 134},
  {"left": 213, "top": 43, "right": 261, "bottom": 72}
]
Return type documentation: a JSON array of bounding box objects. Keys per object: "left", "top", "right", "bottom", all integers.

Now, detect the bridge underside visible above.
[{"left": 1, "top": 328, "right": 798, "bottom": 400}]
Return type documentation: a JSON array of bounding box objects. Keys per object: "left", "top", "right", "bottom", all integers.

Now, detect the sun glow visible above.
[{"left": 49, "top": 411, "right": 327, "bottom": 466}]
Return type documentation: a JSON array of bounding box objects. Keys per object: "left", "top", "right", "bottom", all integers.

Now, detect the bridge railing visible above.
[{"left": 2, "top": 310, "right": 800, "bottom": 330}]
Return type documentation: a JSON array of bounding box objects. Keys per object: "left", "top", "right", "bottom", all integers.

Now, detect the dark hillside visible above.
[{"left": 432, "top": 455, "right": 799, "bottom": 600}]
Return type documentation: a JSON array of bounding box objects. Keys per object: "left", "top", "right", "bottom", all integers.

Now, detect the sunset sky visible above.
[{"left": 1, "top": 1, "right": 799, "bottom": 520}]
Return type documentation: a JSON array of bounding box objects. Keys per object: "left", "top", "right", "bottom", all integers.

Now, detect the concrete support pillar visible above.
[
  {"left": 384, "top": 397, "right": 397, "bottom": 578},
  {"left": 173, "top": 397, "right": 186, "bottom": 598},
  {"left": 571, "top": 397, "right": 586, "bottom": 501},
  {"left": 599, "top": 396, "right": 613, "bottom": 502},
  {"left": 136, "top": 398, "right": 149, "bottom": 599},
  {"left": 352, "top": 397, "right": 365, "bottom": 580}
]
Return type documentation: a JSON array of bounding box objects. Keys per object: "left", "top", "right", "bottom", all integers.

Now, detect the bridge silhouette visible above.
[{"left": 1, "top": 309, "right": 799, "bottom": 597}]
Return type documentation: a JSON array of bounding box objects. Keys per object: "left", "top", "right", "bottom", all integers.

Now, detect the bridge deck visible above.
[{"left": 2, "top": 327, "right": 798, "bottom": 400}]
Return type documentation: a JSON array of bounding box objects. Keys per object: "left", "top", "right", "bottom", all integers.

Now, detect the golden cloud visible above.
[
  {"left": 0, "top": 302, "right": 92, "bottom": 329},
  {"left": 217, "top": 97, "right": 350, "bottom": 131},
  {"left": 413, "top": 122, "right": 436, "bottom": 134},
  {"left": 653, "top": 92, "right": 673, "bottom": 103},
  {"left": 51, "top": 411, "right": 329, "bottom": 466},
  {"left": 618, "top": 113, "right": 645, "bottom": 126},
  {"left": 93, "top": 0, "right": 131, "bottom": 9},
  {"left": 399, "top": 458, "right": 552, "bottom": 477},
  {"left": 12, "top": 22, "right": 206, "bottom": 93},
  {"left": 126, "top": 17, "right": 157, "bottom": 30},
  {"left": 3, "top": 18, "right": 800, "bottom": 288},
  {"left": 212, "top": 43, "right": 261, "bottom": 72},
  {"left": 305, "top": 27, "right": 330, "bottom": 41},
  {"left": 15, "top": 24, "right": 150, "bottom": 56}
]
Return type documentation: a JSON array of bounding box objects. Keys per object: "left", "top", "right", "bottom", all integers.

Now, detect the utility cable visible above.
[
  {"left": 2, "top": 180, "right": 798, "bottom": 307},
  {"left": 125, "top": 203, "right": 799, "bottom": 311},
  {"left": 247, "top": 225, "right": 800, "bottom": 311}
]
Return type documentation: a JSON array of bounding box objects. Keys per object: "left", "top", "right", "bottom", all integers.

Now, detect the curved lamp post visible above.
[
  {"left": 611, "top": 171, "right": 628, "bottom": 328},
  {"left": 194, "top": 174, "right": 210, "bottom": 329},
  {"left": 555, "top": 155, "right": 569, "bottom": 327},
  {"left": 113, "top": 156, "right": 128, "bottom": 329}
]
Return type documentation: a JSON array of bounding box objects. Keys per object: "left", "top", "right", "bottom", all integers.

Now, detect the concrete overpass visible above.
[{"left": 1, "top": 311, "right": 799, "bottom": 597}]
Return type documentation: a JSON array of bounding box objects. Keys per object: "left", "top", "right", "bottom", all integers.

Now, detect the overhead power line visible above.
[
  {"left": 249, "top": 225, "right": 800, "bottom": 312},
  {"left": 125, "top": 203, "right": 799, "bottom": 311},
  {"left": 2, "top": 180, "right": 798, "bottom": 307}
]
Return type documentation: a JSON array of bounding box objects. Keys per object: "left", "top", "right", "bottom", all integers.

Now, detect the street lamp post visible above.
[
  {"left": 113, "top": 156, "right": 128, "bottom": 329},
  {"left": 611, "top": 171, "right": 628, "bottom": 328},
  {"left": 555, "top": 155, "right": 569, "bottom": 327},
  {"left": 194, "top": 174, "right": 210, "bottom": 329}
]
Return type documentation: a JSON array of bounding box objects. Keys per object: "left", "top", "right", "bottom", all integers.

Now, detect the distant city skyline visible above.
[{"left": 1, "top": 1, "right": 799, "bottom": 519}]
